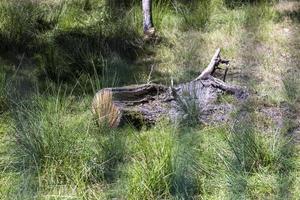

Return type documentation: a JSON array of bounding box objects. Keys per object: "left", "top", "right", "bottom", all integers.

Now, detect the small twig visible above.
[
  {"left": 220, "top": 59, "right": 229, "bottom": 65},
  {"left": 12, "top": 53, "right": 25, "bottom": 79},
  {"left": 147, "top": 64, "right": 154, "bottom": 84},
  {"left": 223, "top": 67, "right": 229, "bottom": 82}
]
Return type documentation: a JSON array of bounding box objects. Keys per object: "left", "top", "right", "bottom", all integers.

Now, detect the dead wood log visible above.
[
  {"left": 195, "top": 48, "right": 229, "bottom": 80},
  {"left": 92, "top": 48, "right": 247, "bottom": 127}
]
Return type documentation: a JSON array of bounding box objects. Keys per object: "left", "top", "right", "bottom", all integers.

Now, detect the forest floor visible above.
[{"left": 0, "top": 0, "right": 300, "bottom": 199}]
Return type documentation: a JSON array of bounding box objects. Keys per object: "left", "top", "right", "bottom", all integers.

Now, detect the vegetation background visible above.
[{"left": 0, "top": 0, "right": 299, "bottom": 199}]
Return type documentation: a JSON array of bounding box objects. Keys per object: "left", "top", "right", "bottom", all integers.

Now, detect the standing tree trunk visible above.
[{"left": 142, "top": 0, "right": 155, "bottom": 38}]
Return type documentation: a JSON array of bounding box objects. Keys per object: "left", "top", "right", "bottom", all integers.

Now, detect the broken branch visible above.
[
  {"left": 92, "top": 48, "right": 247, "bottom": 128},
  {"left": 195, "top": 48, "right": 229, "bottom": 81}
]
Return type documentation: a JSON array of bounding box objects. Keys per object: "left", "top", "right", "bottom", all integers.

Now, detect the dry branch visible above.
[
  {"left": 92, "top": 48, "right": 247, "bottom": 127},
  {"left": 195, "top": 48, "right": 229, "bottom": 81}
]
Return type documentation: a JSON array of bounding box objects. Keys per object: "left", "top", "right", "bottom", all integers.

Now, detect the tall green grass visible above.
[
  {"left": 1, "top": 67, "right": 132, "bottom": 198},
  {"left": 12, "top": 94, "right": 94, "bottom": 175},
  {"left": 0, "top": 69, "right": 8, "bottom": 113},
  {"left": 2, "top": 91, "right": 299, "bottom": 199},
  {"left": 5, "top": 92, "right": 118, "bottom": 198},
  {"left": 1, "top": 0, "right": 300, "bottom": 199},
  {"left": 220, "top": 102, "right": 298, "bottom": 199},
  {"left": 124, "top": 124, "right": 176, "bottom": 199},
  {"left": 0, "top": 0, "right": 146, "bottom": 88},
  {"left": 0, "top": 0, "right": 63, "bottom": 52}
]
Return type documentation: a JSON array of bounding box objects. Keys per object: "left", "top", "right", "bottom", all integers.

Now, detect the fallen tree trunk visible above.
[{"left": 92, "top": 49, "right": 247, "bottom": 127}]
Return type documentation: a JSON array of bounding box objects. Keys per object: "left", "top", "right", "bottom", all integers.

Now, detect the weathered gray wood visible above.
[
  {"left": 92, "top": 49, "right": 247, "bottom": 127},
  {"left": 92, "top": 84, "right": 169, "bottom": 127},
  {"left": 195, "top": 48, "right": 229, "bottom": 81},
  {"left": 195, "top": 48, "right": 221, "bottom": 80}
]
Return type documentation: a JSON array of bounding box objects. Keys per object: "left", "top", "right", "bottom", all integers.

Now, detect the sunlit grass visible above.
[{"left": 0, "top": 0, "right": 300, "bottom": 199}]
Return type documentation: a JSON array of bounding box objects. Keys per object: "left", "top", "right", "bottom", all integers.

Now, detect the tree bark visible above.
[
  {"left": 92, "top": 49, "right": 248, "bottom": 128},
  {"left": 142, "top": 0, "right": 155, "bottom": 37}
]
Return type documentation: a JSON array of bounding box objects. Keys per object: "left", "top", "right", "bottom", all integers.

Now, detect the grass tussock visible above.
[
  {"left": 1, "top": 92, "right": 299, "bottom": 198},
  {"left": 0, "top": 69, "right": 8, "bottom": 113},
  {"left": 2, "top": 91, "right": 130, "bottom": 198}
]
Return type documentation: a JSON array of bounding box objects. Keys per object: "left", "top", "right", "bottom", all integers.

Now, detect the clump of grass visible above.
[
  {"left": 9, "top": 92, "right": 97, "bottom": 197},
  {"left": 0, "top": 69, "right": 8, "bottom": 113},
  {"left": 12, "top": 94, "right": 93, "bottom": 171},
  {"left": 283, "top": 72, "right": 300, "bottom": 104},
  {"left": 124, "top": 124, "right": 176, "bottom": 199},
  {"left": 173, "top": 0, "right": 212, "bottom": 31},
  {"left": 89, "top": 123, "right": 129, "bottom": 183},
  {"left": 222, "top": 111, "right": 297, "bottom": 198},
  {"left": 0, "top": 0, "right": 63, "bottom": 52},
  {"left": 7, "top": 82, "right": 134, "bottom": 198},
  {"left": 170, "top": 127, "right": 205, "bottom": 199},
  {"left": 176, "top": 89, "right": 202, "bottom": 127},
  {"left": 123, "top": 123, "right": 213, "bottom": 199},
  {"left": 226, "top": 122, "right": 275, "bottom": 173},
  {"left": 5, "top": 91, "right": 300, "bottom": 199}
]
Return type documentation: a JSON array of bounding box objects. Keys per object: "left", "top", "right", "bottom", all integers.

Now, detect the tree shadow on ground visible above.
[
  {"left": 41, "top": 27, "right": 147, "bottom": 84},
  {"left": 228, "top": 1, "right": 300, "bottom": 198},
  {"left": 170, "top": 127, "right": 203, "bottom": 200},
  {"left": 90, "top": 128, "right": 129, "bottom": 184},
  {"left": 227, "top": 2, "right": 275, "bottom": 198},
  {"left": 226, "top": 102, "right": 257, "bottom": 199},
  {"left": 278, "top": 4, "right": 300, "bottom": 195},
  {"left": 224, "top": 0, "right": 272, "bottom": 9},
  {"left": 276, "top": 1, "right": 300, "bottom": 23},
  {"left": 0, "top": 0, "right": 158, "bottom": 95}
]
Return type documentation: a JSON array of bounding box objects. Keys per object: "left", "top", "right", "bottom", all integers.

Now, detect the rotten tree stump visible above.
[{"left": 92, "top": 49, "right": 247, "bottom": 127}]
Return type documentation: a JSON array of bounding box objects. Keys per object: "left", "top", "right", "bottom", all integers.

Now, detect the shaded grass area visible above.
[
  {"left": 0, "top": 0, "right": 147, "bottom": 92},
  {"left": 0, "top": 0, "right": 219, "bottom": 90}
]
